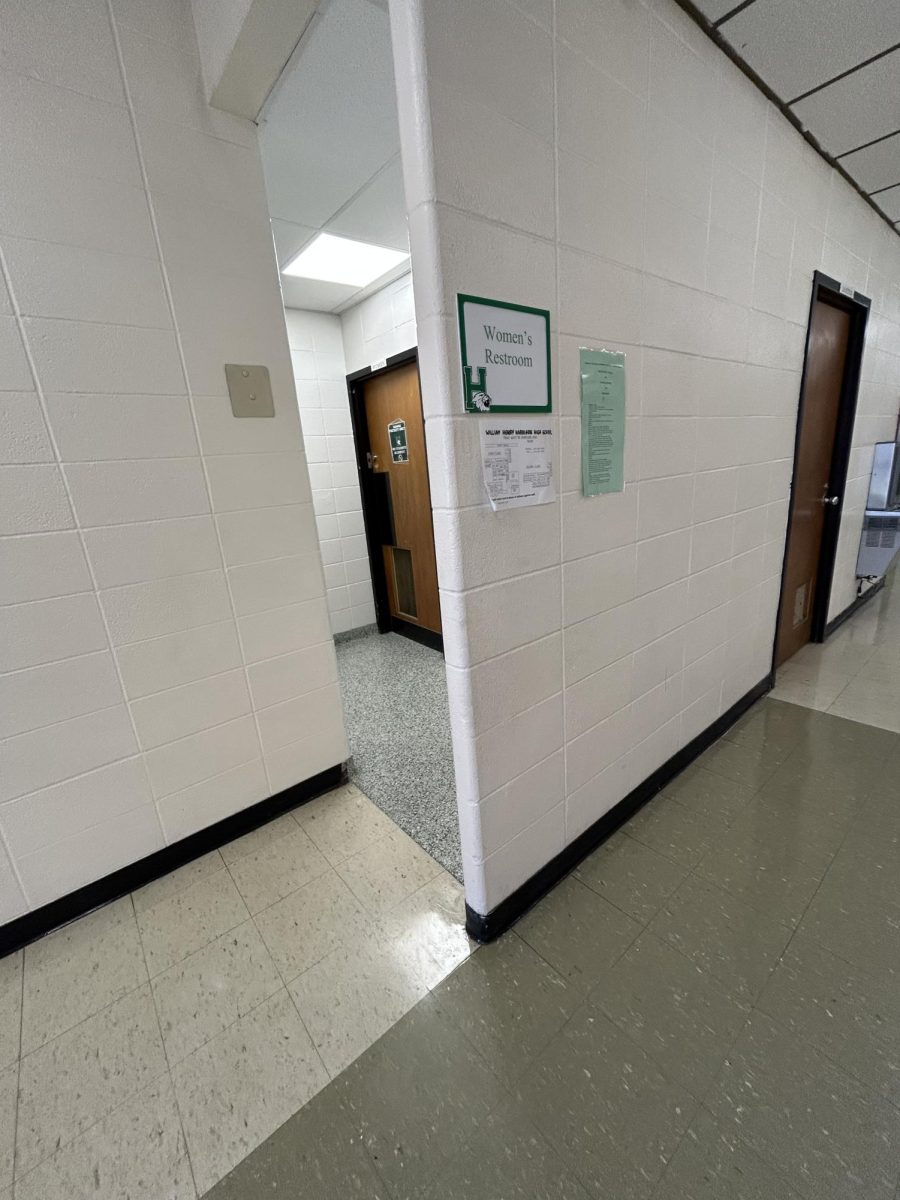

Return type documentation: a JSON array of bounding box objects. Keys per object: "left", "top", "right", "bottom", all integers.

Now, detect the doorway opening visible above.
[
  {"left": 256, "top": 0, "right": 461, "bottom": 881},
  {"left": 774, "top": 271, "right": 870, "bottom": 669},
  {"left": 348, "top": 351, "right": 442, "bottom": 652},
  {"left": 333, "top": 350, "right": 459, "bottom": 876}
]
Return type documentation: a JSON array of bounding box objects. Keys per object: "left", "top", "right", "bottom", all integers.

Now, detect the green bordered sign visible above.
[{"left": 457, "top": 293, "right": 552, "bottom": 414}]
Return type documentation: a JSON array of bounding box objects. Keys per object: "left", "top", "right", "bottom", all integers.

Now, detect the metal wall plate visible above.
[{"left": 225, "top": 364, "right": 275, "bottom": 417}]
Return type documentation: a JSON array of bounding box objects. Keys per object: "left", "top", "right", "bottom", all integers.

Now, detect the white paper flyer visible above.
[{"left": 480, "top": 422, "right": 555, "bottom": 511}]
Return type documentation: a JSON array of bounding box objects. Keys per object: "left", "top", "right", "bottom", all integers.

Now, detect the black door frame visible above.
[
  {"left": 346, "top": 348, "right": 443, "bottom": 654},
  {"left": 772, "top": 270, "right": 870, "bottom": 670}
]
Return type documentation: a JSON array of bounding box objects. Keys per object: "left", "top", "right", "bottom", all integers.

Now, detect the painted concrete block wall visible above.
[
  {"left": 283, "top": 273, "right": 418, "bottom": 634},
  {"left": 390, "top": 0, "right": 900, "bottom": 915},
  {"left": 285, "top": 308, "right": 376, "bottom": 633},
  {"left": 341, "top": 272, "right": 417, "bottom": 375},
  {"left": 0, "top": 0, "right": 347, "bottom": 924}
]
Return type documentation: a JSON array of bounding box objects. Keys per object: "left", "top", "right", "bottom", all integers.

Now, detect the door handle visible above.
[{"left": 820, "top": 494, "right": 840, "bottom": 506}]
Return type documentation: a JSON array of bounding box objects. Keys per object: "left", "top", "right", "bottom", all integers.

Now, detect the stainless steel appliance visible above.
[
  {"left": 867, "top": 441, "right": 900, "bottom": 510},
  {"left": 857, "top": 442, "right": 900, "bottom": 579}
]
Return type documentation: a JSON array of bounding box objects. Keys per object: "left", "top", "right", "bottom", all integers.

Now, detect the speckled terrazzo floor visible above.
[{"left": 335, "top": 629, "right": 462, "bottom": 880}]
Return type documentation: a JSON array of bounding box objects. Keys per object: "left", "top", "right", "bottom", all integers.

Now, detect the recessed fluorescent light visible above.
[{"left": 282, "top": 233, "right": 409, "bottom": 287}]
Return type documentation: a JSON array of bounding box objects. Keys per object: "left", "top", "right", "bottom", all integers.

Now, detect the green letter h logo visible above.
[{"left": 464, "top": 365, "right": 492, "bottom": 411}]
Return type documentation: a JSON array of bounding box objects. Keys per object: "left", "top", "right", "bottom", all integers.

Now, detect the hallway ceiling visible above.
[
  {"left": 261, "top": 0, "right": 900, "bottom": 313},
  {"left": 258, "top": 0, "right": 408, "bottom": 312},
  {"left": 691, "top": 0, "right": 900, "bottom": 228}
]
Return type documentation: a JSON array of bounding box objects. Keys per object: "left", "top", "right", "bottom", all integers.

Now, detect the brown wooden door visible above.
[
  {"left": 776, "top": 300, "right": 850, "bottom": 666},
  {"left": 362, "top": 362, "right": 442, "bottom": 635}
]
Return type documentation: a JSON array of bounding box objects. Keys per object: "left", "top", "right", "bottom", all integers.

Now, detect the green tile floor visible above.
[{"left": 208, "top": 698, "right": 900, "bottom": 1200}]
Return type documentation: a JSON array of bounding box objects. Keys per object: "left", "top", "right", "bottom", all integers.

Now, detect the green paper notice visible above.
[{"left": 580, "top": 348, "right": 626, "bottom": 496}]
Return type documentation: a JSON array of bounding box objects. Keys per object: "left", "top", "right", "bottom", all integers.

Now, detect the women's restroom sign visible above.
[{"left": 457, "top": 293, "right": 552, "bottom": 413}]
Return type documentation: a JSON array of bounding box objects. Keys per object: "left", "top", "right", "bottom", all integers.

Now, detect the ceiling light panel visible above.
[{"left": 282, "top": 233, "right": 409, "bottom": 286}]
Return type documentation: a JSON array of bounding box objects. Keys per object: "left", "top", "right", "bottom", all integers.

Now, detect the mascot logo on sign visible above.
[{"left": 464, "top": 365, "right": 493, "bottom": 412}]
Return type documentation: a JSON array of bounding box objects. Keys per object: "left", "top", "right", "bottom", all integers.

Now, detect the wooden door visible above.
[
  {"left": 776, "top": 300, "right": 850, "bottom": 665},
  {"left": 362, "top": 362, "right": 442, "bottom": 635}
]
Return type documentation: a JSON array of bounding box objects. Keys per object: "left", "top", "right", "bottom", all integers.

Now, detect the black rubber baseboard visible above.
[
  {"left": 823, "top": 576, "right": 884, "bottom": 638},
  {"left": 465, "top": 673, "right": 773, "bottom": 943},
  {"left": 390, "top": 618, "right": 444, "bottom": 654},
  {"left": 0, "top": 762, "right": 344, "bottom": 959}
]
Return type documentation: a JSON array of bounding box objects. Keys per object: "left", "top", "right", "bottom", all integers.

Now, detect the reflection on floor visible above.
[
  {"left": 335, "top": 628, "right": 461, "bottom": 879},
  {"left": 772, "top": 569, "right": 900, "bottom": 729},
  {"left": 0, "top": 784, "right": 473, "bottom": 1198},
  {"left": 7, "top": 686, "right": 900, "bottom": 1198},
  {"left": 211, "top": 697, "right": 900, "bottom": 1200}
]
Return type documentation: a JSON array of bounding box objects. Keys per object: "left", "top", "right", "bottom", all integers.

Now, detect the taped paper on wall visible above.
[
  {"left": 580, "top": 347, "right": 626, "bottom": 496},
  {"left": 480, "top": 422, "right": 555, "bottom": 511}
]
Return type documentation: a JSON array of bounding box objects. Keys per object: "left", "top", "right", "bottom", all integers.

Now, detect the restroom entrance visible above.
[
  {"left": 775, "top": 272, "right": 869, "bottom": 666},
  {"left": 340, "top": 350, "right": 459, "bottom": 879},
  {"left": 349, "top": 353, "right": 442, "bottom": 648}
]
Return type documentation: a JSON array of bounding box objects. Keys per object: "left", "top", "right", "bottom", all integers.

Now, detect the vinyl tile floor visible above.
[
  {"left": 6, "top": 702, "right": 900, "bottom": 1198},
  {"left": 771, "top": 568, "right": 900, "bottom": 728},
  {"left": 335, "top": 629, "right": 461, "bottom": 880},
  {"left": 205, "top": 697, "right": 900, "bottom": 1200},
  {"left": 0, "top": 784, "right": 475, "bottom": 1199}
]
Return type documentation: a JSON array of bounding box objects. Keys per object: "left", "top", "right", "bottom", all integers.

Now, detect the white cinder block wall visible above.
[
  {"left": 284, "top": 273, "right": 418, "bottom": 634},
  {"left": 390, "top": 0, "right": 900, "bottom": 915},
  {"left": 341, "top": 272, "right": 417, "bottom": 374},
  {"left": 285, "top": 309, "right": 376, "bottom": 634},
  {"left": 0, "top": 0, "right": 347, "bottom": 923}
]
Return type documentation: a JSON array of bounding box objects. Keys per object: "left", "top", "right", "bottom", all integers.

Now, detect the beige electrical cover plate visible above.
[{"left": 225, "top": 364, "right": 275, "bottom": 417}]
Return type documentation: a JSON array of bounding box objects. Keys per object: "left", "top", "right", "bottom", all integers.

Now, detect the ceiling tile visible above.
[
  {"left": 691, "top": 0, "right": 741, "bottom": 22},
  {"left": 720, "top": 0, "right": 900, "bottom": 101},
  {"left": 839, "top": 130, "right": 900, "bottom": 191},
  {"left": 271, "top": 219, "right": 317, "bottom": 269},
  {"left": 280, "top": 277, "right": 358, "bottom": 312},
  {"left": 259, "top": 0, "right": 410, "bottom": 310},
  {"left": 326, "top": 158, "right": 409, "bottom": 251},
  {"left": 259, "top": 0, "right": 400, "bottom": 227},
  {"left": 875, "top": 183, "right": 900, "bottom": 220},
  {"left": 792, "top": 49, "right": 900, "bottom": 156}
]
